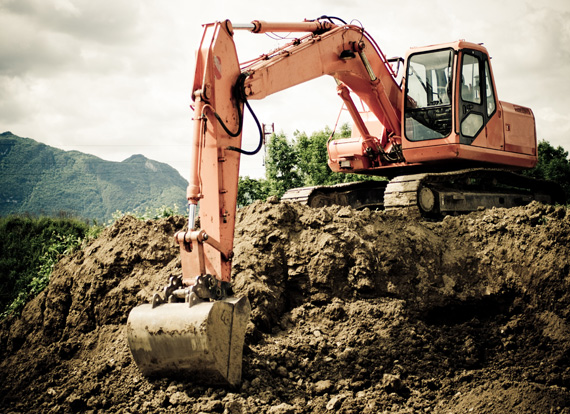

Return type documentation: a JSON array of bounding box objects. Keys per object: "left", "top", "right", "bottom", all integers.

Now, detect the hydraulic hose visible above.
[
  {"left": 212, "top": 73, "right": 249, "bottom": 138},
  {"left": 226, "top": 98, "right": 263, "bottom": 155},
  {"left": 225, "top": 72, "right": 264, "bottom": 156}
]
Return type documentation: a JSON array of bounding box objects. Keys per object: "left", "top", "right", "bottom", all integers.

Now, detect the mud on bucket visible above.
[{"left": 126, "top": 296, "right": 251, "bottom": 386}]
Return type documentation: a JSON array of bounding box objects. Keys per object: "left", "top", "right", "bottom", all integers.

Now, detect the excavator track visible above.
[
  {"left": 282, "top": 169, "right": 565, "bottom": 217},
  {"left": 385, "top": 168, "right": 564, "bottom": 216},
  {"left": 282, "top": 180, "right": 388, "bottom": 209}
]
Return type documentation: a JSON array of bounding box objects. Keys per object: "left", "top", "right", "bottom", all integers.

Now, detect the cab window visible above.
[
  {"left": 404, "top": 49, "right": 454, "bottom": 141},
  {"left": 485, "top": 61, "right": 496, "bottom": 117},
  {"left": 461, "top": 54, "right": 481, "bottom": 104}
]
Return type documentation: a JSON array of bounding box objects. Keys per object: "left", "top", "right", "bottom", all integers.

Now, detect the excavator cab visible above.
[
  {"left": 404, "top": 45, "right": 495, "bottom": 144},
  {"left": 401, "top": 41, "right": 537, "bottom": 169}
]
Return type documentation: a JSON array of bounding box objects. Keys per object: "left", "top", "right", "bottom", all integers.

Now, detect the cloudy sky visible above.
[{"left": 1, "top": 0, "right": 569, "bottom": 180}]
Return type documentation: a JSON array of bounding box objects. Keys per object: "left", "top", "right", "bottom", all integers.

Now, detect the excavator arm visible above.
[{"left": 180, "top": 21, "right": 244, "bottom": 286}]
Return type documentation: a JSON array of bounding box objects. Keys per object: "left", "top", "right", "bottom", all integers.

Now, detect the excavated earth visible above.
[{"left": 1, "top": 200, "right": 570, "bottom": 413}]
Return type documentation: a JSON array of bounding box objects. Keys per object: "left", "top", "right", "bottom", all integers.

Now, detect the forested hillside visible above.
[{"left": 0, "top": 132, "right": 187, "bottom": 221}]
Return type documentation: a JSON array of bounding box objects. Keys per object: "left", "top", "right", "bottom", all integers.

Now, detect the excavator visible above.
[{"left": 126, "top": 17, "right": 563, "bottom": 386}]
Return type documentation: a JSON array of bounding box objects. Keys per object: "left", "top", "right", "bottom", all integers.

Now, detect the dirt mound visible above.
[{"left": 1, "top": 201, "right": 570, "bottom": 413}]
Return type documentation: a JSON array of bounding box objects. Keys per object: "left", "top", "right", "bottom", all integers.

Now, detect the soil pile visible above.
[{"left": 1, "top": 200, "right": 570, "bottom": 413}]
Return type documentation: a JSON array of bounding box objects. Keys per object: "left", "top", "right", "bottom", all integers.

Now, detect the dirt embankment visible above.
[{"left": 1, "top": 200, "right": 570, "bottom": 413}]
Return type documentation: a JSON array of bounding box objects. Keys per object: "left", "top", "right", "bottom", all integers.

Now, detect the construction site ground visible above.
[{"left": 1, "top": 199, "right": 570, "bottom": 413}]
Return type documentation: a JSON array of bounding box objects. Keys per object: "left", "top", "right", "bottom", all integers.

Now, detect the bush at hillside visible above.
[{"left": 0, "top": 216, "right": 94, "bottom": 318}]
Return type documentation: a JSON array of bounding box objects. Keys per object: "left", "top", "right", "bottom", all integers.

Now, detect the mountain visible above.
[{"left": 0, "top": 132, "right": 188, "bottom": 222}]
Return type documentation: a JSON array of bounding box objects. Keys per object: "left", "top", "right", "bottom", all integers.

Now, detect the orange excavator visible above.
[{"left": 126, "top": 17, "right": 563, "bottom": 386}]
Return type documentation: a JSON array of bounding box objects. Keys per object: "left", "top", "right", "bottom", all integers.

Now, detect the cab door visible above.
[{"left": 458, "top": 49, "right": 500, "bottom": 148}]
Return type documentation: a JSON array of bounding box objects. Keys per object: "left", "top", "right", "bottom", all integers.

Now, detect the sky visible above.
[{"left": 1, "top": 0, "right": 569, "bottom": 180}]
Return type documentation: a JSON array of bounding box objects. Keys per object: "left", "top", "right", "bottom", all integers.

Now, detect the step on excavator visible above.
[{"left": 127, "top": 17, "right": 564, "bottom": 386}]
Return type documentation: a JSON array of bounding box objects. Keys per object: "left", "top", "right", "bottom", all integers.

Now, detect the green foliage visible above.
[
  {"left": 0, "top": 132, "right": 187, "bottom": 222},
  {"left": 294, "top": 124, "right": 361, "bottom": 186},
  {"left": 0, "top": 216, "right": 98, "bottom": 319},
  {"left": 522, "top": 140, "right": 570, "bottom": 203},
  {"left": 264, "top": 132, "right": 303, "bottom": 198},
  {"left": 294, "top": 129, "right": 333, "bottom": 186},
  {"left": 237, "top": 176, "right": 270, "bottom": 207},
  {"left": 236, "top": 123, "right": 385, "bottom": 206}
]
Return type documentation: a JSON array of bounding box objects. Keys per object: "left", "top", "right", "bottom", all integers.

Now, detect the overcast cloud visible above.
[{"left": 1, "top": 0, "right": 569, "bottom": 179}]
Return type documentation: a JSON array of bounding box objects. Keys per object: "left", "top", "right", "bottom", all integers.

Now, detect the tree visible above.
[
  {"left": 522, "top": 140, "right": 570, "bottom": 203},
  {"left": 237, "top": 176, "right": 269, "bottom": 207},
  {"left": 264, "top": 132, "right": 303, "bottom": 198},
  {"left": 294, "top": 124, "right": 356, "bottom": 186}
]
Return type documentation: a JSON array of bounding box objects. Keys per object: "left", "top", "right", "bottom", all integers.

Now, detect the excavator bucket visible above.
[{"left": 126, "top": 296, "right": 251, "bottom": 386}]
